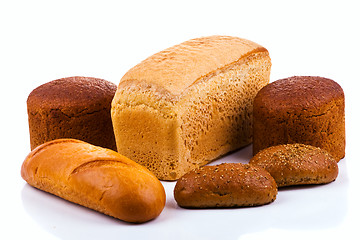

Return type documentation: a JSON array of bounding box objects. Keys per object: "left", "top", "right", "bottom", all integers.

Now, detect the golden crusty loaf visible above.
[
  {"left": 253, "top": 76, "right": 345, "bottom": 161},
  {"left": 174, "top": 163, "right": 277, "bottom": 208},
  {"left": 21, "top": 139, "right": 166, "bottom": 223},
  {"left": 27, "top": 76, "right": 117, "bottom": 151},
  {"left": 111, "top": 35, "right": 271, "bottom": 180},
  {"left": 249, "top": 143, "right": 338, "bottom": 187}
]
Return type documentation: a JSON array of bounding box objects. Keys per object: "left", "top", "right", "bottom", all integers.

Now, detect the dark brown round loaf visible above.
[
  {"left": 252, "top": 76, "right": 345, "bottom": 161},
  {"left": 249, "top": 143, "right": 339, "bottom": 187},
  {"left": 174, "top": 163, "right": 277, "bottom": 208},
  {"left": 27, "top": 76, "right": 117, "bottom": 150}
]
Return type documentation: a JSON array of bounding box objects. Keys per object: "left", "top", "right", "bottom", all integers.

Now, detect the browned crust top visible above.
[
  {"left": 249, "top": 143, "right": 339, "bottom": 187},
  {"left": 27, "top": 76, "right": 117, "bottom": 111},
  {"left": 117, "top": 36, "right": 268, "bottom": 97},
  {"left": 254, "top": 76, "right": 344, "bottom": 112}
]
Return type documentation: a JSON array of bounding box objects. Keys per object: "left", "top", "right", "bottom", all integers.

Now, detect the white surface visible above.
[{"left": 1, "top": 1, "right": 359, "bottom": 239}]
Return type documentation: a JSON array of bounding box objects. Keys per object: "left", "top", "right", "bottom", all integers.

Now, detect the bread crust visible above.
[
  {"left": 112, "top": 36, "right": 271, "bottom": 180},
  {"left": 174, "top": 163, "right": 277, "bottom": 208},
  {"left": 27, "top": 76, "right": 117, "bottom": 150},
  {"left": 116, "top": 36, "right": 267, "bottom": 98},
  {"left": 252, "top": 76, "right": 345, "bottom": 161},
  {"left": 249, "top": 143, "right": 339, "bottom": 187},
  {"left": 21, "top": 139, "right": 166, "bottom": 223}
]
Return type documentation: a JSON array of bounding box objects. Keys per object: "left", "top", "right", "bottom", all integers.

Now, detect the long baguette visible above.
[{"left": 21, "top": 138, "right": 166, "bottom": 223}]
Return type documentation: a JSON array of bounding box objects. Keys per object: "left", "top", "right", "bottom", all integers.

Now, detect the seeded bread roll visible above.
[
  {"left": 27, "top": 76, "right": 117, "bottom": 150},
  {"left": 112, "top": 35, "right": 271, "bottom": 180},
  {"left": 21, "top": 139, "right": 166, "bottom": 223},
  {"left": 174, "top": 163, "right": 277, "bottom": 208},
  {"left": 253, "top": 76, "right": 345, "bottom": 161},
  {"left": 249, "top": 143, "right": 338, "bottom": 187}
]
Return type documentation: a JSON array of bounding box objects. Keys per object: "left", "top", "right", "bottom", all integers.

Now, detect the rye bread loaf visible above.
[
  {"left": 249, "top": 143, "right": 339, "bottom": 187},
  {"left": 111, "top": 35, "right": 271, "bottom": 180},
  {"left": 27, "top": 76, "right": 117, "bottom": 150},
  {"left": 252, "top": 76, "right": 345, "bottom": 161},
  {"left": 174, "top": 163, "right": 277, "bottom": 208}
]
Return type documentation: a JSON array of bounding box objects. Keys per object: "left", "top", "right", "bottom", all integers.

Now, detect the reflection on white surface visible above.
[{"left": 21, "top": 146, "right": 349, "bottom": 240}]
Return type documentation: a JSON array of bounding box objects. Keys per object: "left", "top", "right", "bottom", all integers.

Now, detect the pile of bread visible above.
[{"left": 21, "top": 36, "right": 345, "bottom": 223}]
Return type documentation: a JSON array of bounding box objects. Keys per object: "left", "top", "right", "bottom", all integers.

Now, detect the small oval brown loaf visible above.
[
  {"left": 174, "top": 163, "right": 277, "bottom": 208},
  {"left": 252, "top": 76, "right": 345, "bottom": 161},
  {"left": 27, "top": 76, "right": 117, "bottom": 151},
  {"left": 21, "top": 139, "right": 166, "bottom": 223},
  {"left": 249, "top": 143, "right": 338, "bottom": 187}
]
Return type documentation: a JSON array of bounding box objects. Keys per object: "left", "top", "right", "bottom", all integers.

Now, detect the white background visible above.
[{"left": 1, "top": 0, "right": 359, "bottom": 239}]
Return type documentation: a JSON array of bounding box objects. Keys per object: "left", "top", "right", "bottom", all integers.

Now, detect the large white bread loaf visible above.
[{"left": 111, "top": 35, "right": 271, "bottom": 180}]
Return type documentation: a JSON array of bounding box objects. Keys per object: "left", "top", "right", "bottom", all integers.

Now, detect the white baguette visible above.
[{"left": 21, "top": 139, "right": 166, "bottom": 223}]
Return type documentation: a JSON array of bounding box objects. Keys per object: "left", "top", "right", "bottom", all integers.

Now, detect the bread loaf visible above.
[
  {"left": 111, "top": 35, "right": 271, "bottom": 180},
  {"left": 249, "top": 143, "right": 338, "bottom": 187},
  {"left": 21, "top": 139, "right": 166, "bottom": 223},
  {"left": 27, "top": 76, "right": 117, "bottom": 151},
  {"left": 253, "top": 76, "right": 345, "bottom": 161},
  {"left": 174, "top": 163, "right": 277, "bottom": 208}
]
